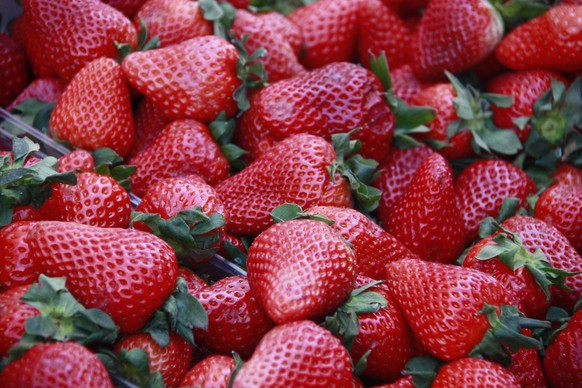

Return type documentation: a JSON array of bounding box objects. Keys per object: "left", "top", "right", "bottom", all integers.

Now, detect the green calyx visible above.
[
  {"left": 249, "top": 0, "right": 312, "bottom": 15},
  {"left": 91, "top": 147, "right": 136, "bottom": 192},
  {"left": 227, "top": 352, "right": 245, "bottom": 388},
  {"left": 0, "top": 137, "right": 76, "bottom": 227},
  {"left": 469, "top": 304, "right": 550, "bottom": 367},
  {"left": 270, "top": 203, "right": 334, "bottom": 226},
  {"left": 116, "top": 18, "right": 160, "bottom": 63},
  {"left": 131, "top": 207, "right": 225, "bottom": 267},
  {"left": 142, "top": 277, "right": 208, "bottom": 348},
  {"left": 402, "top": 356, "right": 446, "bottom": 388},
  {"left": 488, "top": 0, "right": 549, "bottom": 30},
  {"left": 97, "top": 348, "right": 164, "bottom": 388},
  {"left": 209, "top": 111, "right": 248, "bottom": 172}
]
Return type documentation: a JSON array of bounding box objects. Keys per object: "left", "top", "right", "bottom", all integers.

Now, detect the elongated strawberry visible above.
[
  {"left": 122, "top": 35, "right": 239, "bottom": 122},
  {"left": 179, "top": 355, "right": 235, "bottom": 388},
  {"left": 0, "top": 222, "right": 38, "bottom": 291},
  {"left": 543, "top": 308, "right": 582, "bottom": 387},
  {"left": 432, "top": 357, "right": 520, "bottom": 387},
  {"left": 496, "top": 4, "right": 582, "bottom": 73},
  {"left": 233, "top": 320, "right": 353, "bottom": 387},
  {"left": 0, "top": 33, "right": 30, "bottom": 108},
  {"left": 49, "top": 58, "right": 135, "bottom": 157},
  {"left": 0, "top": 285, "right": 39, "bottom": 357}
]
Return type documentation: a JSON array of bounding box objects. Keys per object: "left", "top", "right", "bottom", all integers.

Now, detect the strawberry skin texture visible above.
[
  {"left": 391, "top": 65, "right": 437, "bottom": 104},
  {"left": 194, "top": 276, "right": 275, "bottom": 358},
  {"left": 22, "top": 0, "right": 137, "bottom": 81},
  {"left": 386, "top": 153, "right": 467, "bottom": 264},
  {"left": 386, "top": 259, "right": 509, "bottom": 361},
  {"left": 49, "top": 57, "right": 136, "bottom": 157},
  {"left": 508, "top": 329, "right": 548, "bottom": 387},
  {"left": 432, "top": 357, "right": 520, "bottom": 387},
  {"left": 132, "top": 97, "right": 172, "bottom": 156},
  {"left": 553, "top": 163, "right": 582, "bottom": 186},
  {"left": 543, "top": 309, "right": 582, "bottom": 387},
  {"left": 306, "top": 206, "right": 419, "bottom": 279},
  {"left": 216, "top": 134, "right": 351, "bottom": 236},
  {"left": 7, "top": 77, "right": 67, "bottom": 111},
  {"left": 103, "top": 0, "right": 148, "bottom": 18},
  {"left": 256, "top": 12, "right": 304, "bottom": 57},
  {"left": 496, "top": 5, "right": 582, "bottom": 73},
  {"left": 178, "top": 266, "right": 207, "bottom": 293},
  {"left": 0, "top": 33, "right": 30, "bottom": 108},
  {"left": 122, "top": 36, "right": 240, "bottom": 122},
  {"left": 247, "top": 219, "right": 356, "bottom": 324},
  {"left": 0, "top": 285, "right": 39, "bottom": 357},
  {"left": 128, "top": 120, "right": 230, "bottom": 197},
  {"left": 411, "top": 0, "right": 504, "bottom": 80},
  {"left": 179, "top": 355, "right": 235, "bottom": 388},
  {"left": 27, "top": 221, "right": 178, "bottom": 334},
  {"left": 115, "top": 333, "right": 192, "bottom": 388},
  {"left": 455, "top": 159, "right": 537, "bottom": 242},
  {"left": 233, "top": 320, "right": 354, "bottom": 387},
  {"left": 534, "top": 183, "right": 582, "bottom": 253},
  {"left": 0, "top": 222, "right": 38, "bottom": 291},
  {"left": 57, "top": 150, "right": 95, "bottom": 173}
]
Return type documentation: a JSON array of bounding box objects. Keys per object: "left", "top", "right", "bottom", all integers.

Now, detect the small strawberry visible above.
[
  {"left": 508, "top": 329, "right": 547, "bottom": 387},
  {"left": 0, "top": 33, "right": 30, "bottom": 108},
  {"left": 7, "top": 77, "right": 67, "bottom": 111},
  {"left": 0, "top": 222, "right": 37, "bottom": 291},
  {"left": 543, "top": 308, "right": 582, "bottom": 387},
  {"left": 179, "top": 355, "right": 235, "bottom": 388},
  {"left": 0, "top": 285, "right": 39, "bottom": 357},
  {"left": 57, "top": 150, "right": 95, "bottom": 173},
  {"left": 432, "top": 357, "right": 520, "bottom": 387}
]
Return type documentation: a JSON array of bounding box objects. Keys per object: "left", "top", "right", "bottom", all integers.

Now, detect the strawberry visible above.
[
  {"left": 432, "top": 357, "right": 520, "bottom": 387},
  {"left": 385, "top": 153, "right": 466, "bottom": 264},
  {"left": 132, "top": 97, "right": 171, "bottom": 156},
  {"left": 128, "top": 120, "right": 230, "bottom": 196},
  {"left": 374, "top": 376, "right": 414, "bottom": 388},
  {"left": 256, "top": 12, "right": 304, "bottom": 57},
  {"left": 0, "top": 222, "right": 38, "bottom": 291},
  {"left": 0, "top": 33, "right": 30, "bottom": 108},
  {"left": 122, "top": 35, "right": 240, "bottom": 122},
  {"left": 178, "top": 266, "right": 208, "bottom": 293},
  {"left": 543, "top": 308, "right": 582, "bottom": 387},
  {"left": 57, "top": 150, "right": 95, "bottom": 173},
  {"left": 288, "top": 0, "right": 359, "bottom": 69},
  {"left": 194, "top": 275, "right": 274, "bottom": 358},
  {"left": 232, "top": 320, "right": 354, "bottom": 387},
  {"left": 390, "top": 65, "right": 437, "bottom": 105},
  {"left": 179, "top": 355, "right": 235, "bottom": 388},
  {"left": 508, "top": 329, "right": 547, "bottom": 387},
  {"left": 103, "top": 0, "right": 149, "bottom": 18},
  {"left": 27, "top": 221, "right": 178, "bottom": 333},
  {"left": 114, "top": 333, "right": 192, "bottom": 388},
  {"left": 22, "top": 0, "right": 138, "bottom": 81},
  {"left": 496, "top": 4, "right": 582, "bottom": 73},
  {"left": 7, "top": 78, "right": 67, "bottom": 111},
  {"left": 455, "top": 159, "right": 537, "bottom": 242},
  {"left": 247, "top": 219, "right": 356, "bottom": 324},
  {"left": 305, "top": 206, "right": 419, "bottom": 279},
  {"left": 135, "top": 0, "right": 212, "bottom": 47},
  {"left": 410, "top": 0, "right": 504, "bottom": 80},
  {"left": 9, "top": 14, "right": 56, "bottom": 79},
  {"left": 552, "top": 163, "right": 582, "bottom": 186},
  {"left": 0, "top": 285, "right": 39, "bottom": 357},
  {"left": 49, "top": 58, "right": 136, "bottom": 157},
  {"left": 0, "top": 342, "right": 114, "bottom": 387}
]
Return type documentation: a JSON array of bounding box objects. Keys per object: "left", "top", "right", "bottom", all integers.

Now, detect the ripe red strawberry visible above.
[
  {"left": 432, "top": 358, "right": 520, "bottom": 387},
  {"left": 552, "top": 163, "right": 582, "bottom": 186},
  {"left": 233, "top": 320, "right": 353, "bottom": 387},
  {"left": 216, "top": 134, "right": 351, "bottom": 235},
  {"left": 49, "top": 58, "right": 136, "bottom": 157},
  {"left": 114, "top": 333, "right": 192, "bottom": 388},
  {"left": 357, "top": 0, "right": 412, "bottom": 70},
  {"left": 0, "top": 285, "right": 39, "bottom": 357},
  {"left": 7, "top": 77, "right": 67, "bottom": 111},
  {"left": 122, "top": 35, "right": 240, "bottom": 122},
  {"left": 179, "top": 355, "right": 235, "bottom": 387},
  {"left": 57, "top": 150, "right": 95, "bottom": 173},
  {"left": 496, "top": 5, "right": 582, "bottom": 73},
  {"left": 134, "top": 0, "right": 212, "bottom": 47},
  {"left": 534, "top": 183, "right": 582, "bottom": 253},
  {"left": 305, "top": 206, "right": 419, "bottom": 279},
  {"left": 0, "top": 222, "right": 38, "bottom": 291},
  {"left": 410, "top": 0, "right": 504, "bottom": 80},
  {"left": 0, "top": 342, "right": 114, "bottom": 387},
  {"left": 27, "top": 221, "right": 178, "bottom": 333},
  {"left": 487, "top": 69, "right": 570, "bottom": 142},
  {"left": 543, "top": 308, "right": 582, "bottom": 387},
  {"left": 508, "top": 329, "right": 547, "bottom": 387},
  {"left": 132, "top": 97, "right": 171, "bottom": 156},
  {"left": 194, "top": 276, "right": 274, "bottom": 358},
  {"left": 455, "top": 159, "right": 537, "bottom": 242},
  {"left": 288, "top": 0, "right": 359, "bottom": 69},
  {"left": 385, "top": 153, "right": 466, "bottom": 264},
  {"left": 9, "top": 14, "right": 55, "bottom": 79},
  {"left": 128, "top": 120, "right": 230, "bottom": 196},
  {"left": 0, "top": 33, "right": 29, "bottom": 108},
  {"left": 103, "top": 0, "right": 149, "bottom": 18},
  {"left": 178, "top": 266, "right": 207, "bottom": 293},
  {"left": 247, "top": 219, "right": 356, "bottom": 324},
  {"left": 375, "top": 376, "right": 414, "bottom": 388},
  {"left": 390, "top": 65, "right": 437, "bottom": 104},
  {"left": 256, "top": 12, "right": 303, "bottom": 57},
  {"left": 22, "top": 0, "right": 137, "bottom": 81},
  {"left": 235, "top": 62, "right": 394, "bottom": 163}
]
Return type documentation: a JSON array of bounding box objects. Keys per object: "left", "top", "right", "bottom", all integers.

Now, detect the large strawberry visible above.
[
  {"left": 496, "top": 4, "right": 582, "bottom": 73},
  {"left": 543, "top": 308, "right": 582, "bottom": 387},
  {"left": 410, "top": 0, "right": 504, "bottom": 80},
  {"left": 49, "top": 58, "right": 135, "bottom": 157},
  {"left": 0, "top": 222, "right": 38, "bottom": 291},
  {"left": 0, "top": 33, "right": 30, "bottom": 108},
  {"left": 179, "top": 355, "right": 235, "bottom": 387},
  {"left": 122, "top": 35, "right": 240, "bottom": 122},
  {"left": 432, "top": 357, "right": 520, "bottom": 387}
]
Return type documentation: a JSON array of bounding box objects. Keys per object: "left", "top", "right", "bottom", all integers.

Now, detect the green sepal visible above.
[
  {"left": 270, "top": 203, "right": 334, "bottom": 226},
  {"left": 402, "top": 356, "right": 445, "bottom": 388},
  {"left": 209, "top": 111, "right": 248, "bottom": 171},
  {"left": 249, "top": 0, "right": 314, "bottom": 15},
  {"left": 227, "top": 352, "right": 244, "bottom": 388},
  {"left": 478, "top": 197, "right": 521, "bottom": 238},
  {"left": 116, "top": 18, "right": 159, "bottom": 63},
  {"left": 223, "top": 240, "right": 248, "bottom": 270},
  {"left": 489, "top": 0, "right": 549, "bottom": 30},
  {"left": 9, "top": 98, "right": 55, "bottom": 133},
  {"left": 97, "top": 348, "right": 164, "bottom": 388},
  {"left": 352, "top": 349, "right": 371, "bottom": 377},
  {"left": 92, "top": 148, "right": 136, "bottom": 192}
]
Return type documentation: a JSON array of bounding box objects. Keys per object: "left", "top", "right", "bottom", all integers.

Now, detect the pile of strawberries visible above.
[{"left": 0, "top": 0, "right": 581, "bottom": 386}]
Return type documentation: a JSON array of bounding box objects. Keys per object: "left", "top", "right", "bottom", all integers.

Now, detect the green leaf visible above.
[
  {"left": 497, "top": 197, "right": 520, "bottom": 223},
  {"left": 481, "top": 128, "right": 523, "bottom": 155},
  {"left": 368, "top": 52, "right": 392, "bottom": 92},
  {"left": 97, "top": 348, "right": 165, "bottom": 388},
  {"left": 481, "top": 93, "right": 514, "bottom": 108},
  {"left": 402, "top": 356, "right": 444, "bottom": 388},
  {"left": 271, "top": 203, "right": 303, "bottom": 223}
]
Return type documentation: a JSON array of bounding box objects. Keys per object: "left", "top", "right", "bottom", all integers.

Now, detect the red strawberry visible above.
[
  {"left": 114, "top": 333, "right": 192, "bottom": 388},
  {"left": 410, "top": 0, "right": 504, "bottom": 80},
  {"left": 305, "top": 206, "right": 419, "bottom": 279},
  {"left": 9, "top": 14, "right": 55, "bottom": 79},
  {"left": 0, "top": 222, "right": 38, "bottom": 291},
  {"left": 552, "top": 163, "right": 582, "bottom": 186},
  {"left": 432, "top": 357, "right": 520, "bottom": 387},
  {"left": 122, "top": 35, "right": 240, "bottom": 122},
  {"left": 0, "top": 342, "right": 114, "bottom": 387},
  {"left": 132, "top": 97, "right": 171, "bottom": 156},
  {"left": 543, "top": 308, "right": 582, "bottom": 387},
  {"left": 134, "top": 0, "right": 212, "bottom": 47},
  {"left": 22, "top": 0, "right": 137, "bottom": 81},
  {"left": 179, "top": 355, "right": 235, "bottom": 388},
  {"left": 178, "top": 266, "right": 207, "bottom": 293},
  {"left": 247, "top": 219, "right": 356, "bottom": 324},
  {"left": 455, "top": 159, "right": 537, "bottom": 242},
  {"left": 194, "top": 276, "right": 274, "bottom": 358},
  {"left": 508, "top": 329, "right": 547, "bottom": 387},
  {"left": 57, "top": 150, "right": 95, "bottom": 173},
  {"left": 128, "top": 120, "right": 230, "bottom": 196},
  {"left": 103, "top": 0, "right": 149, "bottom": 18},
  {"left": 0, "top": 285, "right": 39, "bottom": 357},
  {"left": 27, "top": 221, "right": 178, "bottom": 333},
  {"left": 256, "top": 12, "right": 304, "bottom": 57},
  {"left": 232, "top": 320, "right": 353, "bottom": 387},
  {"left": 288, "top": 0, "right": 359, "bottom": 69},
  {"left": 390, "top": 65, "right": 437, "bottom": 104},
  {"left": 7, "top": 77, "right": 67, "bottom": 111},
  {"left": 535, "top": 183, "right": 582, "bottom": 253},
  {"left": 374, "top": 376, "right": 414, "bottom": 388},
  {"left": 496, "top": 5, "right": 582, "bottom": 73},
  {"left": 385, "top": 153, "right": 466, "bottom": 264},
  {"left": 0, "top": 33, "right": 29, "bottom": 108},
  {"left": 49, "top": 57, "right": 136, "bottom": 157}
]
